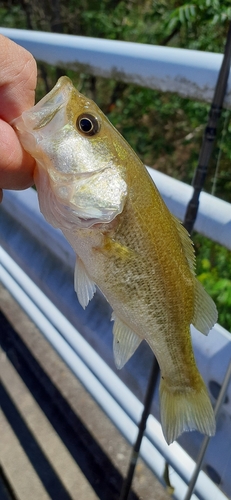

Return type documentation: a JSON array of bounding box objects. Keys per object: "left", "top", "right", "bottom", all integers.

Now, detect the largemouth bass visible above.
[{"left": 13, "top": 76, "right": 217, "bottom": 444}]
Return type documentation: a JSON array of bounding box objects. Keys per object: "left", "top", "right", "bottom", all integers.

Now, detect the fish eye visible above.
[{"left": 76, "top": 113, "right": 100, "bottom": 136}]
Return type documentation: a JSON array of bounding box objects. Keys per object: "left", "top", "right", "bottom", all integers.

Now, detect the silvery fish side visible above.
[{"left": 12, "top": 76, "right": 217, "bottom": 444}]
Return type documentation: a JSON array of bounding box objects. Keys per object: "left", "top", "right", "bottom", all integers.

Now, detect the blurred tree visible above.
[
  {"left": 0, "top": 0, "right": 230, "bottom": 196},
  {"left": 0, "top": 0, "right": 230, "bottom": 328}
]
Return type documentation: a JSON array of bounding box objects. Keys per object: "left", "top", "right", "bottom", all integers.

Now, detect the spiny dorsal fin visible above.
[
  {"left": 192, "top": 279, "right": 218, "bottom": 335},
  {"left": 74, "top": 256, "right": 96, "bottom": 309},
  {"left": 171, "top": 214, "right": 196, "bottom": 274},
  {"left": 112, "top": 313, "right": 142, "bottom": 369}
]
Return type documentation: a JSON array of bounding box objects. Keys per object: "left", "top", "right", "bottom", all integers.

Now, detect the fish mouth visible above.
[
  {"left": 12, "top": 76, "right": 76, "bottom": 132},
  {"left": 31, "top": 77, "right": 75, "bottom": 129}
]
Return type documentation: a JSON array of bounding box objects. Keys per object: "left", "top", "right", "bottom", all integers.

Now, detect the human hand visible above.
[{"left": 0, "top": 34, "right": 37, "bottom": 202}]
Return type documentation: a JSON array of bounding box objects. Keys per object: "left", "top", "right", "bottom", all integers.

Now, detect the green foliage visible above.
[
  {"left": 193, "top": 233, "right": 231, "bottom": 331},
  {"left": 159, "top": 0, "right": 231, "bottom": 51},
  {"left": 0, "top": 4, "right": 26, "bottom": 29},
  {"left": 1, "top": 0, "right": 230, "bottom": 330}
]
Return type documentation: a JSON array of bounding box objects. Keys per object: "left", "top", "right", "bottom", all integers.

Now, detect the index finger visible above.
[
  {"left": 0, "top": 35, "right": 37, "bottom": 193},
  {"left": 0, "top": 34, "right": 37, "bottom": 121}
]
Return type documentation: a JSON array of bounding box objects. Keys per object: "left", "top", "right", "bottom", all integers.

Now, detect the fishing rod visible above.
[
  {"left": 119, "top": 358, "right": 159, "bottom": 500},
  {"left": 182, "top": 22, "right": 231, "bottom": 499},
  {"left": 119, "top": 21, "right": 231, "bottom": 500},
  {"left": 184, "top": 21, "right": 231, "bottom": 234}
]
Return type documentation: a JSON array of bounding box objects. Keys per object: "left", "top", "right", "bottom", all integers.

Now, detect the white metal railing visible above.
[
  {"left": 1, "top": 246, "right": 230, "bottom": 500},
  {"left": 0, "top": 27, "right": 230, "bottom": 251},
  {"left": 0, "top": 27, "right": 231, "bottom": 108},
  {"left": 0, "top": 28, "right": 231, "bottom": 500}
]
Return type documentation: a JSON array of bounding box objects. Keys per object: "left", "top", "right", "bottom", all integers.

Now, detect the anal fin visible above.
[
  {"left": 112, "top": 313, "right": 142, "bottom": 369},
  {"left": 74, "top": 256, "right": 96, "bottom": 309}
]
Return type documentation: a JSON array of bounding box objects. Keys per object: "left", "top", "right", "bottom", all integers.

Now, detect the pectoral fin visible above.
[
  {"left": 112, "top": 314, "right": 142, "bottom": 369},
  {"left": 192, "top": 279, "right": 218, "bottom": 335},
  {"left": 95, "top": 235, "right": 134, "bottom": 260},
  {"left": 74, "top": 257, "right": 96, "bottom": 309}
]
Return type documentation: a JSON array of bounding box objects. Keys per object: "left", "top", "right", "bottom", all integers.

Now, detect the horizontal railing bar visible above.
[
  {"left": 1, "top": 247, "right": 228, "bottom": 500},
  {"left": 1, "top": 187, "right": 230, "bottom": 497},
  {"left": 0, "top": 28, "right": 231, "bottom": 108},
  {"left": 147, "top": 169, "right": 231, "bottom": 250},
  {"left": 0, "top": 28, "right": 230, "bottom": 498},
  {"left": 184, "top": 361, "right": 231, "bottom": 500},
  {"left": 0, "top": 257, "right": 194, "bottom": 500},
  {"left": 1, "top": 170, "right": 230, "bottom": 251}
]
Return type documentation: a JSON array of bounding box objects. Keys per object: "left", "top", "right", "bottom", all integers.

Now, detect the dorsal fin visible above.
[
  {"left": 171, "top": 215, "right": 218, "bottom": 334},
  {"left": 171, "top": 214, "right": 196, "bottom": 274}
]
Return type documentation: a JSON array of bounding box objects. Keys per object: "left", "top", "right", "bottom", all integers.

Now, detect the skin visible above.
[{"left": 0, "top": 34, "right": 37, "bottom": 202}]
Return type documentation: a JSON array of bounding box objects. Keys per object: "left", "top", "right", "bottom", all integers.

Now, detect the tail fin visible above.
[{"left": 159, "top": 377, "right": 216, "bottom": 445}]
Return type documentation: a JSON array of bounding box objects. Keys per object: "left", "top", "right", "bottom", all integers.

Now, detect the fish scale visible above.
[{"left": 12, "top": 75, "right": 218, "bottom": 444}]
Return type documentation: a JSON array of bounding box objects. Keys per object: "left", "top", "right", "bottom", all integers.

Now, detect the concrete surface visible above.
[{"left": 0, "top": 284, "right": 170, "bottom": 500}]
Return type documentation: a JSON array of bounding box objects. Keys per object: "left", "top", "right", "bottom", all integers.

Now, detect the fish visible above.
[{"left": 12, "top": 76, "right": 218, "bottom": 444}]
